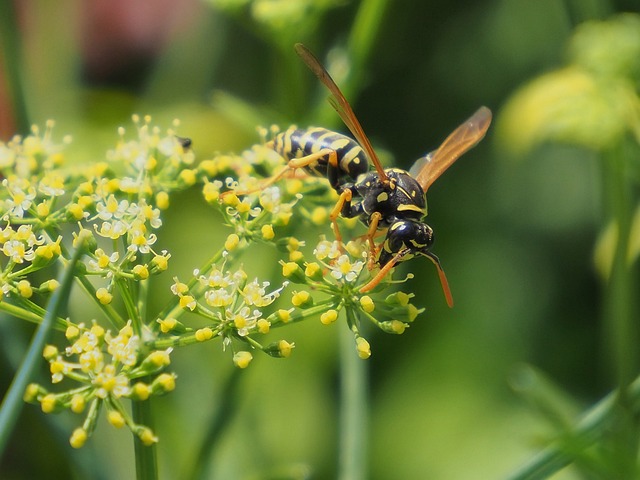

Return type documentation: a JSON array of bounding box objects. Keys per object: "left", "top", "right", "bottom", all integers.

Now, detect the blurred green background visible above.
[{"left": 2, "top": 0, "right": 640, "bottom": 478}]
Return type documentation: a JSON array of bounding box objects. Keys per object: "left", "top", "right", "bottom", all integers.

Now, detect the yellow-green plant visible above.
[{"left": 0, "top": 114, "right": 422, "bottom": 478}]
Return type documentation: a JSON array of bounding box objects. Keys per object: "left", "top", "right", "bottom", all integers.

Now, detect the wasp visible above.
[{"left": 235, "top": 44, "right": 491, "bottom": 307}]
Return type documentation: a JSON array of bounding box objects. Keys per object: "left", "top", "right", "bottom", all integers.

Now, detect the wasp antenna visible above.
[{"left": 424, "top": 252, "right": 454, "bottom": 308}]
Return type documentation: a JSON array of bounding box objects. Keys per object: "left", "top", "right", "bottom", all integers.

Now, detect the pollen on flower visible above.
[
  {"left": 195, "top": 327, "right": 213, "bottom": 342},
  {"left": 282, "top": 261, "right": 300, "bottom": 278},
  {"left": 390, "top": 320, "right": 407, "bottom": 334},
  {"left": 233, "top": 351, "right": 253, "bottom": 368},
  {"left": 356, "top": 337, "right": 371, "bottom": 359},
  {"left": 41, "top": 279, "right": 60, "bottom": 292},
  {"left": 156, "top": 191, "right": 170, "bottom": 210},
  {"left": 23, "top": 384, "right": 40, "bottom": 402},
  {"left": 133, "top": 264, "right": 149, "bottom": 279},
  {"left": 278, "top": 340, "right": 295, "bottom": 357},
  {"left": 138, "top": 427, "right": 159, "bottom": 446},
  {"left": 107, "top": 410, "right": 126, "bottom": 429},
  {"left": 171, "top": 278, "right": 189, "bottom": 295},
  {"left": 67, "top": 203, "right": 85, "bottom": 220},
  {"left": 291, "top": 290, "right": 311, "bottom": 307},
  {"left": 222, "top": 192, "right": 240, "bottom": 207},
  {"left": 359, "top": 296, "right": 375, "bottom": 313},
  {"left": 261, "top": 224, "right": 275, "bottom": 240},
  {"left": 179, "top": 295, "right": 196, "bottom": 311},
  {"left": 147, "top": 350, "right": 171, "bottom": 367},
  {"left": 69, "top": 428, "right": 88, "bottom": 449},
  {"left": 70, "top": 394, "right": 86, "bottom": 413},
  {"left": 304, "top": 262, "right": 321, "bottom": 279},
  {"left": 289, "top": 250, "right": 304, "bottom": 262},
  {"left": 320, "top": 309, "right": 338, "bottom": 325},
  {"left": 155, "top": 373, "right": 176, "bottom": 392},
  {"left": 179, "top": 169, "right": 197, "bottom": 186},
  {"left": 131, "top": 382, "right": 151, "bottom": 401},
  {"left": 36, "top": 201, "right": 50, "bottom": 217},
  {"left": 152, "top": 252, "right": 170, "bottom": 271},
  {"left": 96, "top": 288, "right": 113, "bottom": 305},
  {"left": 158, "top": 317, "right": 177, "bottom": 333},
  {"left": 17, "top": 280, "right": 33, "bottom": 298},
  {"left": 225, "top": 233, "right": 240, "bottom": 251},
  {"left": 278, "top": 309, "right": 292, "bottom": 323},
  {"left": 257, "top": 318, "right": 271, "bottom": 334},
  {"left": 41, "top": 394, "right": 57, "bottom": 413},
  {"left": 203, "top": 180, "right": 222, "bottom": 203},
  {"left": 65, "top": 325, "right": 80, "bottom": 340}
]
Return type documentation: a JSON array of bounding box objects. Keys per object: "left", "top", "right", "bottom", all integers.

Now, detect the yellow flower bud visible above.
[
  {"left": 70, "top": 394, "right": 86, "bottom": 413},
  {"left": 195, "top": 327, "right": 213, "bottom": 341},
  {"left": 132, "top": 382, "right": 151, "bottom": 401},
  {"left": 69, "top": 428, "right": 88, "bottom": 448},
  {"left": 320, "top": 309, "right": 338, "bottom": 325},
  {"left": 133, "top": 264, "right": 149, "bottom": 280},
  {"left": 233, "top": 351, "right": 253, "bottom": 369},
  {"left": 108, "top": 410, "right": 126, "bottom": 428},
  {"left": 356, "top": 337, "right": 371, "bottom": 359},
  {"left": 261, "top": 224, "right": 275, "bottom": 240},
  {"left": 359, "top": 295, "right": 375, "bottom": 313},
  {"left": 96, "top": 288, "right": 113, "bottom": 305},
  {"left": 225, "top": 233, "right": 240, "bottom": 251},
  {"left": 291, "top": 290, "right": 311, "bottom": 307}
]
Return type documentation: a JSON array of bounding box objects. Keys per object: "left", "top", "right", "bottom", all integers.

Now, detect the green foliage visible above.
[{"left": 3, "top": 1, "right": 640, "bottom": 479}]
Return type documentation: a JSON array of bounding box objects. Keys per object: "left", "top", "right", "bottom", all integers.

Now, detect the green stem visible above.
[
  {"left": 133, "top": 399, "right": 158, "bottom": 480},
  {"left": 600, "top": 142, "right": 640, "bottom": 476},
  {"left": 338, "top": 307, "right": 368, "bottom": 480},
  {"left": 0, "top": 247, "right": 83, "bottom": 456},
  {"left": 347, "top": 0, "right": 390, "bottom": 87},
  {"left": 507, "top": 375, "right": 640, "bottom": 480},
  {"left": 187, "top": 368, "right": 243, "bottom": 480},
  {"left": 0, "top": 300, "right": 66, "bottom": 329},
  {"left": 602, "top": 144, "right": 638, "bottom": 385},
  {"left": 508, "top": 142, "right": 640, "bottom": 479}
]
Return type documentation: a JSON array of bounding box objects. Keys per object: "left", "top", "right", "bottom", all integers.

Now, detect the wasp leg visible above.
[
  {"left": 222, "top": 148, "right": 338, "bottom": 197},
  {"left": 359, "top": 249, "right": 454, "bottom": 307},
  {"left": 329, "top": 188, "right": 352, "bottom": 245},
  {"left": 365, "top": 212, "right": 382, "bottom": 269},
  {"left": 359, "top": 249, "right": 407, "bottom": 293}
]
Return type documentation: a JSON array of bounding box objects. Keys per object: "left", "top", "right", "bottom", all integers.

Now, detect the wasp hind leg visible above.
[{"left": 222, "top": 148, "right": 338, "bottom": 198}]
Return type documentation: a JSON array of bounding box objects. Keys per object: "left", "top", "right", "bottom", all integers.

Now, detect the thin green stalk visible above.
[
  {"left": 311, "top": 0, "right": 389, "bottom": 127},
  {"left": 507, "top": 375, "right": 640, "bottom": 480},
  {"left": 600, "top": 143, "right": 640, "bottom": 477},
  {"left": 602, "top": 143, "right": 638, "bottom": 385},
  {"left": 508, "top": 142, "right": 640, "bottom": 479},
  {"left": 338, "top": 307, "right": 368, "bottom": 480},
  {"left": 187, "top": 368, "right": 242, "bottom": 480},
  {"left": 347, "top": 0, "right": 390, "bottom": 88},
  {"left": 133, "top": 399, "right": 158, "bottom": 480},
  {"left": 0, "top": 247, "right": 83, "bottom": 456}
]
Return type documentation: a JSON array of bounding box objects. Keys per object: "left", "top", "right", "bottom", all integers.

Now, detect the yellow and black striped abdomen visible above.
[{"left": 273, "top": 127, "right": 370, "bottom": 181}]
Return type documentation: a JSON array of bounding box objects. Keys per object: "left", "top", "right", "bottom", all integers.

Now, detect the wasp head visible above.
[{"left": 378, "top": 220, "right": 434, "bottom": 267}]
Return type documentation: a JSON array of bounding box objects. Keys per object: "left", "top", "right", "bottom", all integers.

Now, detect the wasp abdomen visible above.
[{"left": 273, "top": 127, "right": 369, "bottom": 181}]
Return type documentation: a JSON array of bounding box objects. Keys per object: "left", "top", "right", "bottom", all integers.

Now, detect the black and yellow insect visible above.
[{"left": 256, "top": 44, "right": 491, "bottom": 306}]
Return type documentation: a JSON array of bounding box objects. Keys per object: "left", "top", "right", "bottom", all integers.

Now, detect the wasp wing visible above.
[
  {"left": 414, "top": 106, "right": 492, "bottom": 193},
  {"left": 295, "top": 43, "right": 388, "bottom": 182}
]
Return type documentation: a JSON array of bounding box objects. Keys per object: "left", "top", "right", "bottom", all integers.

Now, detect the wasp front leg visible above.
[{"left": 364, "top": 212, "right": 383, "bottom": 269}]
